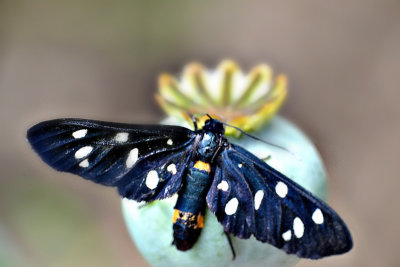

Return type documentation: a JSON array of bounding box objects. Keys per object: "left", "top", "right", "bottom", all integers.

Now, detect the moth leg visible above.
[
  {"left": 137, "top": 202, "right": 149, "bottom": 209},
  {"left": 224, "top": 232, "right": 236, "bottom": 260},
  {"left": 260, "top": 155, "right": 271, "bottom": 162},
  {"left": 211, "top": 137, "right": 224, "bottom": 162}
]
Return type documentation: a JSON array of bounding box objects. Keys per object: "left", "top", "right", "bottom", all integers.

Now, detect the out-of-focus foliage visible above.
[{"left": 0, "top": 178, "right": 117, "bottom": 267}]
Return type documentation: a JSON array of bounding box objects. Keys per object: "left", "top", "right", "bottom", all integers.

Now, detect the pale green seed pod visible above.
[{"left": 122, "top": 116, "right": 327, "bottom": 267}]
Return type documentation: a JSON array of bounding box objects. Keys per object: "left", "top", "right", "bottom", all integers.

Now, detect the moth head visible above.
[{"left": 202, "top": 118, "right": 225, "bottom": 136}]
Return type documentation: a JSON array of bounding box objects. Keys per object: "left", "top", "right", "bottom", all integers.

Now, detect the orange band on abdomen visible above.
[
  {"left": 197, "top": 214, "right": 204, "bottom": 229},
  {"left": 172, "top": 209, "right": 180, "bottom": 223},
  {"left": 193, "top": 161, "right": 211, "bottom": 173},
  {"left": 172, "top": 209, "right": 204, "bottom": 229}
]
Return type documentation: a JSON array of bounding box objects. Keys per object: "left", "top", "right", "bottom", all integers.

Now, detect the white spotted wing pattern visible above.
[
  {"left": 28, "top": 118, "right": 352, "bottom": 259},
  {"left": 27, "top": 118, "right": 195, "bottom": 201},
  {"left": 207, "top": 144, "right": 352, "bottom": 259}
]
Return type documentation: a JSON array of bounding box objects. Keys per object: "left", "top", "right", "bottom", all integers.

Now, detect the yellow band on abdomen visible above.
[
  {"left": 193, "top": 160, "right": 211, "bottom": 173},
  {"left": 172, "top": 209, "right": 204, "bottom": 229}
]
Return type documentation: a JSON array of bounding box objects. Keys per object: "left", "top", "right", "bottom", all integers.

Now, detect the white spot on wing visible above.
[
  {"left": 75, "top": 146, "right": 93, "bottom": 159},
  {"left": 126, "top": 148, "right": 139, "bottom": 168},
  {"left": 275, "top": 181, "right": 288, "bottom": 198},
  {"left": 115, "top": 132, "right": 129, "bottom": 143},
  {"left": 282, "top": 230, "right": 292, "bottom": 241},
  {"left": 217, "top": 180, "right": 229, "bottom": 191},
  {"left": 254, "top": 190, "right": 264, "bottom": 210},
  {"left": 293, "top": 217, "right": 304, "bottom": 238},
  {"left": 167, "top": 139, "right": 173, "bottom": 145},
  {"left": 79, "top": 159, "right": 89, "bottom": 168},
  {"left": 167, "top": 163, "right": 177, "bottom": 175},
  {"left": 225, "top": 198, "right": 239, "bottom": 215},
  {"left": 145, "top": 170, "right": 159, "bottom": 190},
  {"left": 72, "top": 129, "right": 87, "bottom": 139},
  {"left": 238, "top": 163, "right": 243, "bottom": 168},
  {"left": 312, "top": 208, "right": 324, "bottom": 224}
]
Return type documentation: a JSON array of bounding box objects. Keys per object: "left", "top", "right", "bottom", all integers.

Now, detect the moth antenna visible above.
[
  {"left": 222, "top": 122, "right": 302, "bottom": 161},
  {"left": 187, "top": 112, "right": 198, "bottom": 131}
]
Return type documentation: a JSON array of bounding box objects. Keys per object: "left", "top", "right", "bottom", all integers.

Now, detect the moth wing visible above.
[
  {"left": 206, "top": 155, "right": 254, "bottom": 240},
  {"left": 27, "top": 118, "right": 196, "bottom": 201},
  {"left": 207, "top": 144, "right": 352, "bottom": 259}
]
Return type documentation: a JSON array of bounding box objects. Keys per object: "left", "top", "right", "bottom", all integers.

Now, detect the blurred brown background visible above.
[{"left": 1, "top": 1, "right": 399, "bottom": 266}]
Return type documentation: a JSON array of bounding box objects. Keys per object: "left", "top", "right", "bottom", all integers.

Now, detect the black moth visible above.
[{"left": 27, "top": 117, "right": 352, "bottom": 259}]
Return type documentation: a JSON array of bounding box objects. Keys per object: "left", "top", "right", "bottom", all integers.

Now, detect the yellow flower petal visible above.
[
  {"left": 159, "top": 74, "right": 193, "bottom": 108},
  {"left": 155, "top": 60, "right": 288, "bottom": 138},
  {"left": 236, "top": 64, "right": 273, "bottom": 108}
]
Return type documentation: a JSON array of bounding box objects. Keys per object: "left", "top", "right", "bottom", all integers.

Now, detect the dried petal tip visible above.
[{"left": 155, "top": 60, "right": 288, "bottom": 137}]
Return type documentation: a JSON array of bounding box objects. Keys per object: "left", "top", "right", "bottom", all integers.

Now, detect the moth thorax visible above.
[{"left": 197, "top": 132, "right": 219, "bottom": 161}]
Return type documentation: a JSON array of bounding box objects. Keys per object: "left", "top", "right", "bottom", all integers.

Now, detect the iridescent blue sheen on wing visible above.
[
  {"left": 27, "top": 117, "right": 352, "bottom": 259},
  {"left": 27, "top": 119, "right": 195, "bottom": 200},
  {"left": 207, "top": 144, "right": 352, "bottom": 259}
]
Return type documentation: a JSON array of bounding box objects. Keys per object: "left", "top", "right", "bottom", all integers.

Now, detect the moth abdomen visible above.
[
  {"left": 172, "top": 161, "right": 213, "bottom": 250},
  {"left": 172, "top": 209, "right": 204, "bottom": 251}
]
